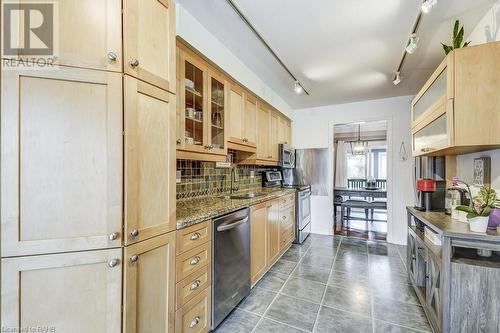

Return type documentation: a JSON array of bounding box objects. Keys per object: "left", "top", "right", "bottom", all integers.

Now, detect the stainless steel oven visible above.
[
  {"left": 295, "top": 186, "right": 311, "bottom": 244},
  {"left": 279, "top": 144, "right": 295, "bottom": 168}
]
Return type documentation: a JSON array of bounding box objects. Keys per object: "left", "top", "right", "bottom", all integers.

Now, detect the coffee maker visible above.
[{"left": 414, "top": 156, "right": 446, "bottom": 211}]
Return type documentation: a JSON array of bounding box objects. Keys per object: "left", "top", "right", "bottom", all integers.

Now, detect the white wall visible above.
[
  {"left": 175, "top": 4, "right": 293, "bottom": 118},
  {"left": 458, "top": 0, "right": 500, "bottom": 192},
  {"left": 292, "top": 95, "right": 414, "bottom": 245}
]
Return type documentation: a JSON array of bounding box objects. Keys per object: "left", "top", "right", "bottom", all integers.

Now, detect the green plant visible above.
[
  {"left": 442, "top": 20, "right": 471, "bottom": 55},
  {"left": 456, "top": 186, "right": 497, "bottom": 218}
]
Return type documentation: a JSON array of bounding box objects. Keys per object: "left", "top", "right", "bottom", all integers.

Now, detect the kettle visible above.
[{"left": 445, "top": 187, "right": 471, "bottom": 215}]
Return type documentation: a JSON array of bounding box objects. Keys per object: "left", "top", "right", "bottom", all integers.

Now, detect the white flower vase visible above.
[{"left": 468, "top": 216, "right": 489, "bottom": 233}]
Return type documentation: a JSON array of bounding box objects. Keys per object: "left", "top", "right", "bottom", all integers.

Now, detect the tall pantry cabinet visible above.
[{"left": 0, "top": 1, "right": 177, "bottom": 332}]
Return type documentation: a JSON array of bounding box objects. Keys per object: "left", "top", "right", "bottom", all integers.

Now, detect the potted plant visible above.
[{"left": 456, "top": 185, "right": 497, "bottom": 233}]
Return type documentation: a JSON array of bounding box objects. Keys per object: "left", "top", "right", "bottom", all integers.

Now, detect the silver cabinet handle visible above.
[
  {"left": 190, "top": 256, "right": 201, "bottom": 265},
  {"left": 176, "top": 139, "right": 181, "bottom": 145},
  {"left": 190, "top": 280, "right": 201, "bottom": 290},
  {"left": 109, "top": 232, "right": 119, "bottom": 241},
  {"left": 189, "top": 316, "right": 200, "bottom": 328},
  {"left": 108, "top": 259, "right": 120, "bottom": 268},
  {"left": 130, "top": 229, "right": 139, "bottom": 238},
  {"left": 130, "top": 255, "right": 139, "bottom": 263},
  {"left": 282, "top": 216, "right": 286, "bottom": 220},
  {"left": 190, "top": 232, "right": 201, "bottom": 240},
  {"left": 130, "top": 59, "right": 139, "bottom": 68},
  {"left": 204, "top": 145, "right": 210, "bottom": 150},
  {"left": 107, "top": 52, "right": 117, "bottom": 63}
]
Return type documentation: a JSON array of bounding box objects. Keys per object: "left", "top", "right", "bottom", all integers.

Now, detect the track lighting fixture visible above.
[
  {"left": 421, "top": 0, "right": 437, "bottom": 14},
  {"left": 393, "top": 72, "right": 401, "bottom": 86},
  {"left": 405, "top": 34, "right": 419, "bottom": 54},
  {"left": 294, "top": 81, "right": 304, "bottom": 94}
]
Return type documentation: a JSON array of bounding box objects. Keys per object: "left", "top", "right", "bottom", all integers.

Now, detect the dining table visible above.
[{"left": 334, "top": 187, "right": 387, "bottom": 199}]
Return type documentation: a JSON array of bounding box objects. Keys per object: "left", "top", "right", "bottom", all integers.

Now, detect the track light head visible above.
[
  {"left": 294, "top": 81, "right": 304, "bottom": 94},
  {"left": 422, "top": 0, "right": 437, "bottom": 14},
  {"left": 393, "top": 72, "right": 402, "bottom": 86},
  {"left": 405, "top": 34, "right": 419, "bottom": 54}
]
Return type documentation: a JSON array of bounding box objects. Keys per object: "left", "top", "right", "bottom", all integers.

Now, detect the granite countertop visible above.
[
  {"left": 407, "top": 206, "right": 500, "bottom": 242},
  {"left": 177, "top": 188, "right": 296, "bottom": 229}
]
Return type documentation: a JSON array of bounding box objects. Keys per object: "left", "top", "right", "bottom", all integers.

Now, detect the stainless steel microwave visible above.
[{"left": 279, "top": 144, "right": 295, "bottom": 168}]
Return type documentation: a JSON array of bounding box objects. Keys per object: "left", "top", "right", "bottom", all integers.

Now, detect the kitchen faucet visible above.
[{"left": 230, "top": 167, "right": 239, "bottom": 194}]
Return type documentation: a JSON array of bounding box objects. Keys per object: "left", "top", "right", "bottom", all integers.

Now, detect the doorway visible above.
[{"left": 333, "top": 120, "right": 388, "bottom": 240}]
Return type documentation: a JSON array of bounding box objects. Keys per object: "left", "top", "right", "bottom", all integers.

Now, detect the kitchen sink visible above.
[{"left": 220, "top": 192, "right": 266, "bottom": 200}]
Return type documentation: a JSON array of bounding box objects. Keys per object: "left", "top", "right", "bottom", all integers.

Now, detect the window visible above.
[
  {"left": 347, "top": 154, "right": 366, "bottom": 179},
  {"left": 346, "top": 148, "right": 386, "bottom": 180}
]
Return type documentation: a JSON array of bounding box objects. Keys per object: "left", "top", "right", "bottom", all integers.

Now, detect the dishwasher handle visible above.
[{"left": 216, "top": 216, "right": 249, "bottom": 232}]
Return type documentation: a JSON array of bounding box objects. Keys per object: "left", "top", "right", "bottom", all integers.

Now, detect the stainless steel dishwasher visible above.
[{"left": 212, "top": 207, "right": 250, "bottom": 329}]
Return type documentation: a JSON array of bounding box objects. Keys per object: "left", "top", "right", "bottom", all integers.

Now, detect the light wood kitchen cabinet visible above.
[
  {"left": 244, "top": 94, "right": 258, "bottom": 146},
  {"left": 279, "top": 196, "right": 295, "bottom": 251},
  {"left": 267, "top": 200, "right": 281, "bottom": 266},
  {"left": 411, "top": 41, "right": 500, "bottom": 156},
  {"left": 176, "top": 43, "right": 227, "bottom": 161},
  {"left": 4, "top": 0, "right": 122, "bottom": 71},
  {"left": 228, "top": 83, "right": 257, "bottom": 151},
  {"left": 124, "top": 0, "right": 175, "bottom": 93},
  {"left": 250, "top": 202, "right": 268, "bottom": 284},
  {"left": 125, "top": 76, "right": 176, "bottom": 245},
  {"left": 269, "top": 112, "right": 280, "bottom": 161},
  {"left": 123, "top": 232, "right": 176, "bottom": 333},
  {"left": 278, "top": 116, "right": 292, "bottom": 145},
  {"left": 256, "top": 104, "right": 272, "bottom": 161},
  {"left": 175, "top": 287, "right": 211, "bottom": 333},
  {"left": 1, "top": 66, "right": 123, "bottom": 257},
  {"left": 1, "top": 249, "right": 123, "bottom": 333}
]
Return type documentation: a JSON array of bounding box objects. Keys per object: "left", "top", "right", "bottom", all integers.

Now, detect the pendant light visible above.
[{"left": 350, "top": 124, "right": 368, "bottom": 155}]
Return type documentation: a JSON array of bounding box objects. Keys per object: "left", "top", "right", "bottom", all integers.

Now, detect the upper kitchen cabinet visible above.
[
  {"left": 124, "top": 0, "right": 175, "bottom": 93},
  {"left": 3, "top": 0, "right": 122, "bottom": 72},
  {"left": 1, "top": 66, "right": 123, "bottom": 257},
  {"left": 278, "top": 116, "right": 292, "bottom": 145},
  {"left": 228, "top": 83, "right": 257, "bottom": 152},
  {"left": 256, "top": 103, "right": 272, "bottom": 162},
  {"left": 411, "top": 41, "right": 500, "bottom": 156},
  {"left": 124, "top": 76, "right": 176, "bottom": 245},
  {"left": 176, "top": 42, "right": 227, "bottom": 161}
]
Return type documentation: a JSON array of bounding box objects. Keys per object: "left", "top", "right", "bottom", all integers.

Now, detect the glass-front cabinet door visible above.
[
  {"left": 208, "top": 71, "right": 227, "bottom": 155},
  {"left": 412, "top": 113, "right": 448, "bottom": 154}
]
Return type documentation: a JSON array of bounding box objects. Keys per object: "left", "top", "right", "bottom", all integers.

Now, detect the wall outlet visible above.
[
  {"left": 250, "top": 171, "right": 255, "bottom": 178},
  {"left": 176, "top": 170, "right": 182, "bottom": 184}
]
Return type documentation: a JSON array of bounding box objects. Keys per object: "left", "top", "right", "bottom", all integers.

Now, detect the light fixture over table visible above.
[{"left": 350, "top": 124, "right": 368, "bottom": 155}]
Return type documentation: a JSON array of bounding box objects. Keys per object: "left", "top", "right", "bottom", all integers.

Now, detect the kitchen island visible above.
[{"left": 407, "top": 207, "right": 500, "bottom": 333}]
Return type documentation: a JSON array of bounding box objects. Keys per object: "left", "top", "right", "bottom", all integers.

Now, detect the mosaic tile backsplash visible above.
[{"left": 176, "top": 160, "right": 268, "bottom": 200}]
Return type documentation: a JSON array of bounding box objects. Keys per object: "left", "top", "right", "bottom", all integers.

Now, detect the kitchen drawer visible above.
[
  {"left": 175, "top": 287, "right": 211, "bottom": 333},
  {"left": 177, "top": 221, "right": 211, "bottom": 255},
  {"left": 176, "top": 265, "right": 211, "bottom": 310},
  {"left": 176, "top": 242, "right": 211, "bottom": 282},
  {"left": 279, "top": 194, "right": 295, "bottom": 208}
]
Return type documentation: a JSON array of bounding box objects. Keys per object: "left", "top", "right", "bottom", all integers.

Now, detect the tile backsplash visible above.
[{"left": 176, "top": 160, "right": 266, "bottom": 200}]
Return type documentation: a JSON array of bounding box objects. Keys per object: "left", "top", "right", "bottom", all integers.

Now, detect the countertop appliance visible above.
[
  {"left": 414, "top": 156, "right": 446, "bottom": 212},
  {"left": 445, "top": 187, "right": 471, "bottom": 215},
  {"left": 279, "top": 144, "right": 295, "bottom": 168},
  {"left": 212, "top": 208, "right": 250, "bottom": 330},
  {"left": 263, "top": 170, "right": 311, "bottom": 244}
]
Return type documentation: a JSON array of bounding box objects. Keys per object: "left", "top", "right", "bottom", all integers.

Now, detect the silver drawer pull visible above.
[
  {"left": 130, "top": 229, "right": 139, "bottom": 238},
  {"left": 107, "top": 52, "right": 117, "bottom": 63},
  {"left": 190, "top": 256, "right": 201, "bottom": 265},
  {"left": 190, "top": 280, "right": 201, "bottom": 290},
  {"left": 190, "top": 232, "right": 201, "bottom": 241},
  {"left": 130, "top": 58, "right": 139, "bottom": 68},
  {"left": 189, "top": 316, "right": 200, "bottom": 328},
  {"left": 108, "top": 259, "right": 120, "bottom": 268},
  {"left": 109, "top": 232, "right": 119, "bottom": 241},
  {"left": 130, "top": 255, "right": 139, "bottom": 263}
]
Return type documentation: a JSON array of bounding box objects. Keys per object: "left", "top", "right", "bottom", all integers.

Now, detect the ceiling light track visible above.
[{"left": 224, "top": 0, "right": 309, "bottom": 95}]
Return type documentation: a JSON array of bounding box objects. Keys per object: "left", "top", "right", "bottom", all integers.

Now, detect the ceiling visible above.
[
  {"left": 177, "top": 0, "right": 495, "bottom": 109},
  {"left": 334, "top": 120, "right": 388, "bottom": 134}
]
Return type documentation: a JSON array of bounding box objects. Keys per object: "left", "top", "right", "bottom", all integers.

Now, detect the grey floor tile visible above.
[
  {"left": 307, "top": 245, "right": 338, "bottom": 259},
  {"left": 266, "top": 295, "right": 320, "bottom": 332},
  {"left": 214, "top": 308, "right": 261, "bottom": 333},
  {"left": 254, "top": 318, "right": 306, "bottom": 333},
  {"left": 374, "top": 320, "right": 429, "bottom": 333},
  {"left": 369, "top": 254, "right": 407, "bottom": 275},
  {"left": 323, "top": 285, "right": 371, "bottom": 316},
  {"left": 333, "top": 258, "right": 369, "bottom": 275},
  {"left": 269, "top": 259, "right": 297, "bottom": 275},
  {"left": 373, "top": 297, "right": 432, "bottom": 332},
  {"left": 370, "top": 269, "right": 411, "bottom": 286},
  {"left": 368, "top": 241, "right": 401, "bottom": 257},
  {"left": 313, "top": 306, "right": 372, "bottom": 333},
  {"left": 300, "top": 253, "right": 334, "bottom": 268},
  {"left": 238, "top": 287, "right": 277, "bottom": 315},
  {"left": 336, "top": 249, "right": 368, "bottom": 260},
  {"left": 281, "top": 277, "right": 326, "bottom": 304},
  {"left": 255, "top": 271, "right": 289, "bottom": 292},
  {"left": 327, "top": 270, "right": 371, "bottom": 294},
  {"left": 339, "top": 242, "right": 368, "bottom": 254},
  {"left": 309, "top": 234, "right": 341, "bottom": 249},
  {"left": 292, "top": 263, "right": 331, "bottom": 284},
  {"left": 281, "top": 249, "right": 303, "bottom": 262},
  {"left": 371, "top": 281, "right": 420, "bottom": 305}
]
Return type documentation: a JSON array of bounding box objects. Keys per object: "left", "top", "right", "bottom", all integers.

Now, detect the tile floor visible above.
[{"left": 214, "top": 233, "right": 432, "bottom": 333}]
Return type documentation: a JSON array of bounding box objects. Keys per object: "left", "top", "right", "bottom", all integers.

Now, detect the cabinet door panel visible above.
[
  {"left": 1, "top": 249, "right": 122, "bottom": 333},
  {"left": 267, "top": 201, "right": 280, "bottom": 265},
  {"left": 244, "top": 95, "right": 257, "bottom": 146},
  {"left": 1, "top": 66, "right": 122, "bottom": 256},
  {"left": 124, "top": 232, "right": 176, "bottom": 333},
  {"left": 5, "top": 0, "right": 122, "bottom": 71},
  {"left": 208, "top": 71, "right": 227, "bottom": 155},
  {"left": 251, "top": 203, "right": 267, "bottom": 284},
  {"left": 269, "top": 112, "right": 279, "bottom": 161},
  {"left": 256, "top": 105, "right": 270, "bottom": 160},
  {"left": 124, "top": 0, "right": 174, "bottom": 91},
  {"left": 229, "top": 84, "right": 244, "bottom": 142},
  {"left": 125, "top": 76, "right": 176, "bottom": 244}
]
